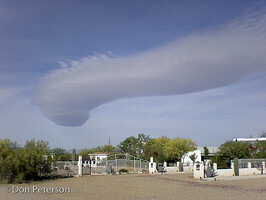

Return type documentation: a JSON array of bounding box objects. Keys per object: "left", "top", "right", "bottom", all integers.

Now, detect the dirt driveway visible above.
[{"left": 0, "top": 173, "right": 265, "bottom": 200}]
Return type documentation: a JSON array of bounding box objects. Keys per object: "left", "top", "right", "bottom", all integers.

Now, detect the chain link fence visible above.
[
  {"left": 88, "top": 153, "right": 149, "bottom": 174},
  {"left": 53, "top": 154, "right": 149, "bottom": 176},
  {"left": 54, "top": 161, "right": 79, "bottom": 176}
]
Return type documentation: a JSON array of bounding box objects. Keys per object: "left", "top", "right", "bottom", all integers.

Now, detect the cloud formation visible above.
[{"left": 33, "top": 11, "right": 266, "bottom": 126}]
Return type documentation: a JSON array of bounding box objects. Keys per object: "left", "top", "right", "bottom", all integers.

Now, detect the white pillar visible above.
[
  {"left": 115, "top": 154, "right": 117, "bottom": 172},
  {"left": 163, "top": 161, "right": 167, "bottom": 168},
  {"left": 248, "top": 162, "right": 252, "bottom": 169},
  {"left": 231, "top": 161, "right": 234, "bottom": 170},
  {"left": 213, "top": 163, "right": 217, "bottom": 171},
  {"left": 78, "top": 156, "right": 83, "bottom": 176},
  {"left": 200, "top": 162, "right": 204, "bottom": 178},
  {"left": 149, "top": 162, "right": 156, "bottom": 174},
  {"left": 193, "top": 162, "right": 204, "bottom": 179},
  {"left": 150, "top": 157, "right": 153, "bottom": 163}
]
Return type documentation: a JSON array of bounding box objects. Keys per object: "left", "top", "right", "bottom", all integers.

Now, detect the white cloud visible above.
[
  {"left": 32, "top": 11, "right": 266, "bottom": 127},
  {"left": 59, "top": 61, "right": 68, "bottom": 68}
]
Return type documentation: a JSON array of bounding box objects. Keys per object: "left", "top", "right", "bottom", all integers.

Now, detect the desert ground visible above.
[{"left": 0, "top": 173, "right": 265, "bottom": 200}]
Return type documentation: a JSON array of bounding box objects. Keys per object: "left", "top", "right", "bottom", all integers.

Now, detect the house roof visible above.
[
  {"left": 197, "top": 147, "right": 218, "bottom": 154},
  {"left": 89, "top": 152, "right": 110, "bottom": 155}
]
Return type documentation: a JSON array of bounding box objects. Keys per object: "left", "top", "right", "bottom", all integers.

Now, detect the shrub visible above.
[
  {"left": 178, "top": 162, "right": 183, "bottom": 172},
  {"left": 0, "top": 139, "right": 53, "bottom": 183},
  {"left": 234, "top": 158, "right": 239, "bottom": 176},
  {"left": 118, "top": 168, "right": 129, "bottom": 174}
]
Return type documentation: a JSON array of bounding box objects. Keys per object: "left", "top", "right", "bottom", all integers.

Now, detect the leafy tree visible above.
[
  {"left": 216, "top": 141, "right": 251, "bottom": 168},
  {"left": 19, "top": 139, "right": 52, "bottom": 181},
  {"left": 118, "top": 133, "right": 151, "bottom": 158},
  {"left": 72, "top": 148, "right": 76, "bottom": 162},
  {"left": 144, "top": 136, "right": 170, "bottom": 162},
  {"left": 78, "top": 148, "right": 91, "bottom": 161},
  {"left": 1, "top": 139, "right": 53, "bottom": 183},
  {"left": 53, "top": 147, "right": 71, "bottom": 161},
  {"left": 118, "top": 136, "right": 138, "bottom": 156},
  {"left": 164, "top": 137, "right": 197, "bottom": 162},
  {"left": 255, "top": 141, "right": 266, "bottom": 158},
  {"left": 0, "top": 139, "right": 13, "bottom": 181},
  {"left": 0, "top": 139, "right": 13, "bottom": 160},
  {"left": 102, "top": 145, "right": 117, "bottom": 153},
  {"left": 203, "top": 146, "right": 209, "bottom": 156},
  {"left": 256, "top": 131, "right": 266, "bottom": 158}
]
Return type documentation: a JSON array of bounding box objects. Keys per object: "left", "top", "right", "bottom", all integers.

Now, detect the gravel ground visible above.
[{"left": 0, "top": 173, "right": 265, "bottom": 200}]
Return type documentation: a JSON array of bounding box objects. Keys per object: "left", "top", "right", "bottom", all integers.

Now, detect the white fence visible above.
[{"left": 193, "top": 159, "right": 266, "bottom": 179}]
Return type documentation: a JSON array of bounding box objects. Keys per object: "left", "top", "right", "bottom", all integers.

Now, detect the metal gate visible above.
[{"left": 85, "top": 153, "right": 149, "bottom": 175}]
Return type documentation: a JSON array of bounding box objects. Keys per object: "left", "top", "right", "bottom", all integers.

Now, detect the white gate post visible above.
[
  {"left": 149, "top": 157, "right": 156, "bottom": 174},
  {"left": 78, "top": 156, "right": 83, "bottom": 176},
  {"left": 193, "top": 162, "right": 204, "bottom": 179},
  {"left": 115, "top": 154, "right": 117, "bottom": 172},
  {"left": 213, "top": 163, "right": 217, "bottom": 171},
  {"left": 248, "top": 162, "right": 252, "bottom": 169}
]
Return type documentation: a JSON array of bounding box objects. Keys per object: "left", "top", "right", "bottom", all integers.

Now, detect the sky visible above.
[{"left": 0, "top": 0, "right": 266, "bottom": 150}]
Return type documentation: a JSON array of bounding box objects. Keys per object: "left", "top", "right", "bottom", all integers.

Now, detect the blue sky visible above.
[{"left": 0, "top": 0, "right": 266, "bottom": 149}]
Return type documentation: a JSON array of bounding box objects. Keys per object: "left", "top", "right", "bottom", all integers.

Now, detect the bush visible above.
[
  {"left": 0, "top": 139, "right": 53, "bottom": 183},
  {"left": 178, "top": 162, "right": 183, "bottom": 172},
  {"left": 118, "top": 168, "right": 129, "bottom": 174}
]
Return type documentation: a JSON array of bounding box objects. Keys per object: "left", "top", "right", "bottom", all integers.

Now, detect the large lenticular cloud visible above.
[{"left": 33, "top": 12, "right": 266, "bottom": 127}]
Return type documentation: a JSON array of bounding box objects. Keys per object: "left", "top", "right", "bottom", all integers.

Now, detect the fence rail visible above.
[{"left": 236, "top": 159, "right": 266, "bottom": 168}]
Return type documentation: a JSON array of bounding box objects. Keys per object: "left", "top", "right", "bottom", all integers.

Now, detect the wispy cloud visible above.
[{"left": 33, "top": 11, "right": 266, "bottom": 127}]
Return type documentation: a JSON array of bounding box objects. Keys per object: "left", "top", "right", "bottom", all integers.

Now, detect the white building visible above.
[
  {"left": 89, "top": 152, "right": 109, "bottom": 163},
  {"left": 182, "top": 147, "right": 219, "bottom": 165},
  {"left": 182, "top": 149, "right": 201, "bottom": 165},
  {"left": 197, "top": 146, "right": 218, "bottom": 156}
]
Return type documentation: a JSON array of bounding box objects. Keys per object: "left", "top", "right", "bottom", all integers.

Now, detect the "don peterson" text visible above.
[{"left": 7, "top": 185, "right": 71, "bottom": 194}]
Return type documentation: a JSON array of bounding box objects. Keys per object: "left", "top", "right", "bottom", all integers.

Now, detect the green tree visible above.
[
  {"left": 216, "top": 141, "right": 251, "bottom": 168},
  {"left": 53, "top": 147, "right": 71, "bottom": 161},
  {"left": 72, "top": 148, "right": 76, "bottom": 162},
  {"left": 144, "top": 136, "right": 170, "bottom": 162},
  {"left": 78, "top": 148, "right": 91, "bottom": 161},
  {"left": 203, "top": 146, "right": 209, "bottom": 156},
  {"left": 164, "top": 137, "right": 197, "bottom": 162},
  {"left": 118, "top": 136, "right": 138, "bottom": 156},
  {"left": 118, "top": 134, "right": 151, "bottom": 158},
  {"left": 256, "top": 131, "right": 266, "bottom": 158},
  {"left": 102, "top": 145, "right": 117, "bottom": 153},
  {"left": 1, "top": 139, "right": 53, "bottom": 183},
  {"left": 0, "top": 139, "right": 14, "bottom": 181},
  {"left": 254, "top": 141, "right": 266, "bottom": 158}
]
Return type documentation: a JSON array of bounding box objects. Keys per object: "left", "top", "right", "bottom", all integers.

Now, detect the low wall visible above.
[
  {"left": 165, "top": 167, "right": 178, "bottom": 173},
  {"left": 194, "top": 161, "right": 265, "bottom": 179},
  {"left": 183, "top": 165, "right": 193, "bottom": 172},
  {"left": 215, "top": 169, "right": 234, "bottom": 177},
  {"left": 239, "top": 168, "right": 261, "bottom": 176}
]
